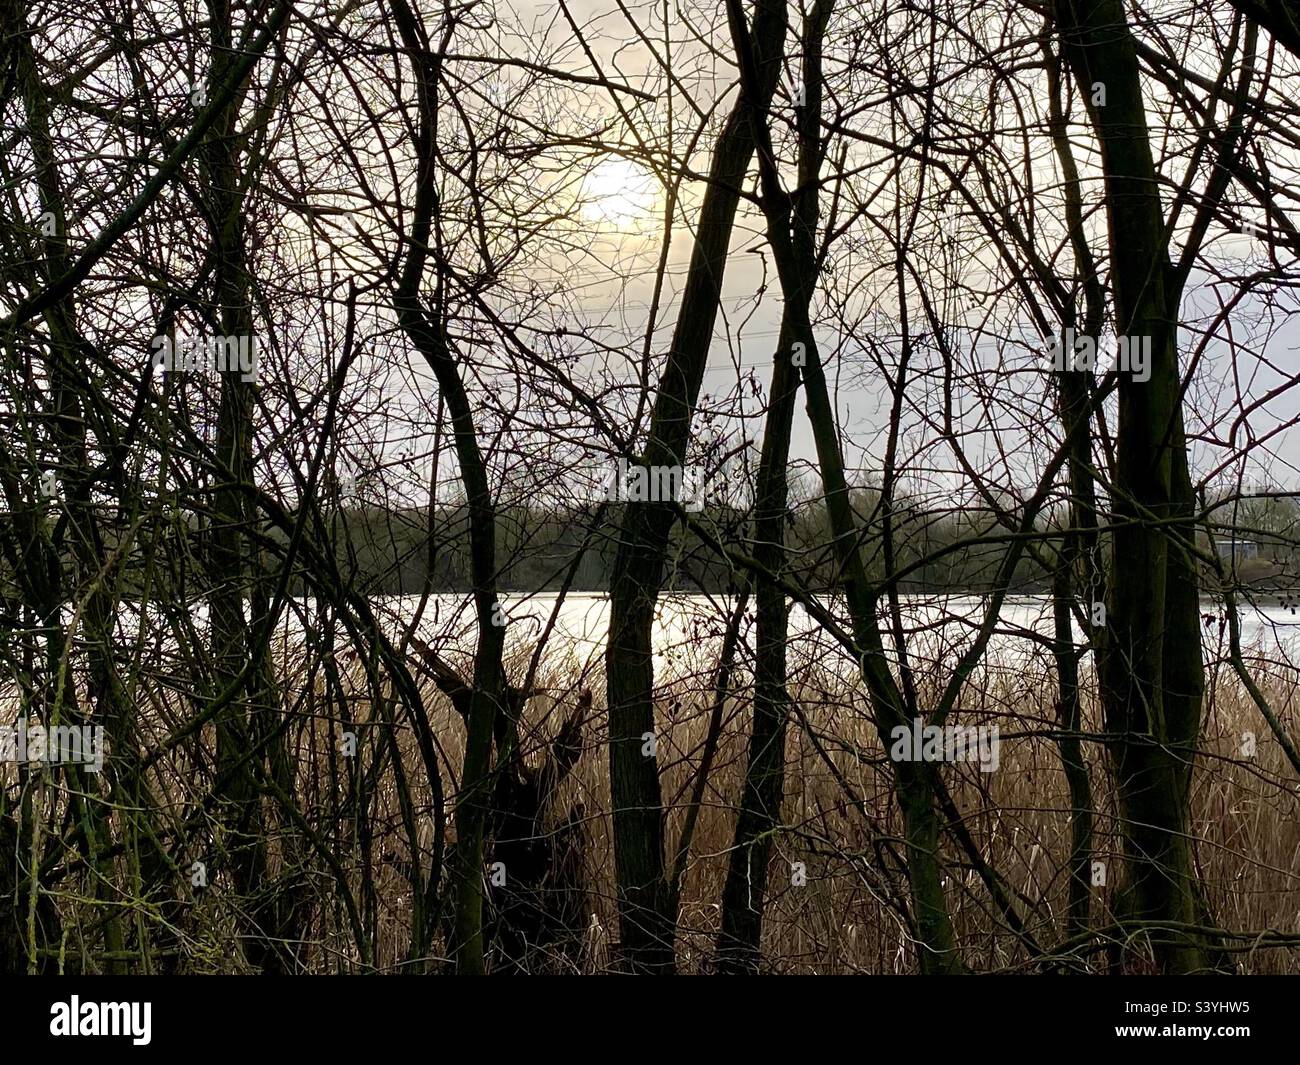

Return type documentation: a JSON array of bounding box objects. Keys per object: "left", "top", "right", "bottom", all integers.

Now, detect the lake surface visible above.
[{"left": 358, "top": 592, "right": 1300, "bottom": 684}]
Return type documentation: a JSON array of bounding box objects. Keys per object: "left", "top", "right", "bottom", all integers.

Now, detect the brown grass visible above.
[
  {"left": 302, "top": 622, "right": 1300, "bottom": 974},
  {"left": 10, "top": 613, "right": 1298, "bottom": 973}
]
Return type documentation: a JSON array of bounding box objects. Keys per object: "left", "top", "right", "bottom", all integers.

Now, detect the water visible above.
[{"left": 362, "top": 592, "right": 1300, "bottom": 684}]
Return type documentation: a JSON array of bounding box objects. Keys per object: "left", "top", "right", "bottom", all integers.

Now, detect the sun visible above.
[{"left": 580, "top": 158, "right": 658, "bottom": 227}]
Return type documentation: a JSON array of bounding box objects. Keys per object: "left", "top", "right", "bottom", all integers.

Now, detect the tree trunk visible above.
[
  {"left": 725, "top": 0, "right": 963, "bottom": 973},
  {"left": 201, "top": 0, "right": 280, "bottom": 971},
  {"left": 716, "top": 0, "right": 832, "bottom": 975},
  {"left": 389, "top": 0, "right": 507, "bottom": 975},
  {"left": 1045, "top": 39, "right": 1101, "bottom": 947},
  {"left": 1054, "top": 0, "right": 1207, "bottom": 973},
  {"left": 604, "top": 0, "right": 787, "bottom": 974}
]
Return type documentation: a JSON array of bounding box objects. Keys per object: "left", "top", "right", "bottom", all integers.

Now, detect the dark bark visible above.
[
  {"left": 716, "top": 0, "right": 832, "bottom": 975},
  {"left": 485, "top": 692, "right": 590, "bottom": 973},
  {"left": 389, "top": 0, "right": 507, "bottom": 975},
  {"left": 2, "top": 0, "right": 189, "bottom": 973},
  {"left": 1225, "top": 0, "right": 1300, "bottom": 56},
  {"left": 725, "top": 0, "right": 963, "bottom": 973},
  {"left": 1054, "top": 0, "right": 1208, "bottom": 973},
  {"left": 604, "top": 0, "right": 787, "bottom": 974},
  {"left": 201, "top": 0, "right": 287, "bottom": 972},
  {"left": 1045, "top": 40, "right": 1100, "bottom": 946}
]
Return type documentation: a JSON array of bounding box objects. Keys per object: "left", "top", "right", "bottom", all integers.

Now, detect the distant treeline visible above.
[
  {"left": 5, "top": 490, "right": 1295, "bottom": 607},
  {"left": 288, "top": 487, "right": 1300, "bottom": 596},
  {"left": 300, "top": 494, "right": 1064, "bottom": 596}
]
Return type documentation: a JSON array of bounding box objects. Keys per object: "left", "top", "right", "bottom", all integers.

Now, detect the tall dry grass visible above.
[
  {"left": 8, "top": 604, "right": 1298, "bottom": 973},
  {"left": 295, "top": 615, "right": 1300, "bottom": 974}
]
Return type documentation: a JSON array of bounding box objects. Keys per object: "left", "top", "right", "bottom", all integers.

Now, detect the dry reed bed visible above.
[
  {"left": 282, "top": 611, "right": 1300, "bottom": 973},
  {"left": 5, "top": 604, "right": 1299, "bottom": 972}
]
